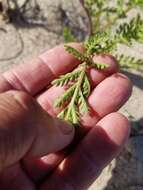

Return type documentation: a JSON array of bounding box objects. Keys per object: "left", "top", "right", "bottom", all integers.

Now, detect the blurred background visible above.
[{"left": 0, "top": 0, "right": 143, "bottom": 190}]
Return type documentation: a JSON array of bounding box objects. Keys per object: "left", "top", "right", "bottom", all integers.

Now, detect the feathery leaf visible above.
[
  {"left": 64, "top": 45, "right": 89, "bottom": 62},
  {"left": 54, "top": 84, "right": 76, "bottom": 107},
  {"left": 115, "top": 14, "right": 143, "bottom": 44},
  {"left": 84, "top": 31, "right": 117, "bottom": 55},
  {"left": 82, "top": 74, "right": 91, "bottom": 97},
  {"left": 116, "top": 54, "right": 143, "bottom": 69},
  {"left": 78, "top": 90, "right": 90, "bottom": 115},
  {"left": 52, "top": 70, "right": 81, "bottom": 86}
]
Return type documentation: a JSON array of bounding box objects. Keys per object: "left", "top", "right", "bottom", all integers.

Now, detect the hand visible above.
[{"left": 0, "top": 43, "right": 132, "bottom": 190}]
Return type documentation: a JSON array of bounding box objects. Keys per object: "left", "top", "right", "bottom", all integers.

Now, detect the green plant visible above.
[
  {"left": 63, "top": 27, "right": 76, "bottom": 43},
  {"left": 64, "top": 0, "right": 143, "bottom": 69},
  {"left": 52, "top": 44, "right": 107, "bottom": 124},
  {"left": 53, "top": 0, "right": 143, "bottom": 124}
]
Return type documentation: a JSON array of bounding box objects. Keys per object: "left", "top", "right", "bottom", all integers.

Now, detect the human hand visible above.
[{"left": 0, "top": 43, "right": 132, "bottom": 189}]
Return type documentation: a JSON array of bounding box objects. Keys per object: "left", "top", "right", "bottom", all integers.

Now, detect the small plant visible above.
[
  {"left": 52, "top": 44, "right": 107, "bottom": 124},
  {"left": 64, "top": 0, "right": 143, "bottom": 70},
  {"left": 52, "top": 15, "right": 143, "bottom": 124},
  {"left": 52, "top": 0, "right": 143, "bottom": 124}
]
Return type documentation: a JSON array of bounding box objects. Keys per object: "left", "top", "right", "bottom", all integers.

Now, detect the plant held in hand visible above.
[
  {"left": 53, "top": 1, "right": 143, "bottom": 124},
  {"left": 52, "top": 45, "right": 107, "bottom": 124}
]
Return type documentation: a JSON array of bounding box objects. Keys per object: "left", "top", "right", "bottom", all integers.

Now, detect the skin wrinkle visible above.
[
  {"left": 21, "top": 57, "right": 55, "bottom": 94},
  {"left": 38, "top": 56, "right": 58, "bottom": 78},
  {"left": 3, "top": 57, "right": 55, "bottom": 95},
  {"left": 0, "top": 75, "right": 13, "bottom": 92},
  {"left": 37, "top": 94, "right": 57, "bottom": 116},
  {"left": 3, "top": 70, "right": 28, "bottom": 92},
  {"left": 39, "top": 44, "right": 83, "bottom": 78}
]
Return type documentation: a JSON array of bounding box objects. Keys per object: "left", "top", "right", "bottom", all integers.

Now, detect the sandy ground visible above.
[{"left": 0, "top": 0, "right": 143, "bottom": 189}]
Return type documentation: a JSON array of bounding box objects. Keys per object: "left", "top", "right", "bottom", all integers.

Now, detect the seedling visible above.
[{"left": 52, "top": 1, "right": 143, "bottom": 124}]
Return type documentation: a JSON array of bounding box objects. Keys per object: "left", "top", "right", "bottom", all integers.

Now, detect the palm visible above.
[{"left": 0, "top": 44, "right": 131, "bottom": 190}]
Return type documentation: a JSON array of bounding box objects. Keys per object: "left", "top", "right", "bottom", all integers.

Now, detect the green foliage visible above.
[
  {"left": 84, "top": 15, "right": 143, "bottom": 70},
  {"left": 52, "top": 64, "right": 91, "bottom": 124},
  {"left": 52, "top": 44, "right": 108, "bottom": 124},
  {"left": 115, "top": 15, "right": 143, "bottom": 45},
  {"left": 84, "top": 31, "right": 117, "bottom": 55},
  {"left": 129, "top": 0, "right": 143, "bottom": 7},
  {"left": 116, "top": 54, "right": 143, "bottom": 69},
  {"left": 64, "top": 45, "right": 89, "bottom": 62},
  {"left": 52, "top": 70, "right": 81, "bottom": 86},
  {"left": 63, "top": 27, "right": 76, "bottom": 43},
  {"left": 85, "top": 0, "right": 104, "bottom": 10},
  {"left": 58, "top": 0, "right": 143, "bottom": 124},
  {"left": 65, "top": 44, "right": 108, "bottom": 68}
]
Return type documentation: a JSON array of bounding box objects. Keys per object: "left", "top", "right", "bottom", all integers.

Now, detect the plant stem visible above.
[
  {"left": 94, "top": 11, "right": 102, "bottom": 33},
  {"left": 79, "top": 0, "right": 93, "bottom": 37},
  {"left": 65, "top": 64, "right": 86, "bottom": 120}
]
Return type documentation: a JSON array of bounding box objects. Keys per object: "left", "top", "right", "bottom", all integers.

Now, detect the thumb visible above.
[{"left": 0, "top": 90, "right": 74, "bottom": 171}]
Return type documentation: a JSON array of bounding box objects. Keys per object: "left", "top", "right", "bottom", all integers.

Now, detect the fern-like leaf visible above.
[
  {"left": 91, "top": 62, "right": 108, "bottom": 69},
  {"left": 82, "top": 74, "right": 91, "bottom": 97},
  {"left": 63, "top": 27, "right": 76, "bottom": 43},
  {"left": 54, "top": 84, "right": 76, "bottom": 107},
  {"left": 52, "top": 70, "right": 81, "bottom": 86},
  {"left": 84, "top": 31, "right": 117, "bottom": 55},
  {"left": 78, "top": 90, "right": 89, "bottom": 115},
  {"left": 64, "top": 45, "right": 89, "bottom": 62},
  {"left": 65, "top": 104, "right": 80, "bottom": 124},
  {"left": 116, "top": 54, "right": 143, "bottom": 69},
  {"left": 115, "top": 14, "right": 143, "bottom": 45},
  {"left": 129, "top": 0, "right": 143, "bottom": 8},
  {"left": 57, "top": 108, "right": 68, "bottom": 120}
]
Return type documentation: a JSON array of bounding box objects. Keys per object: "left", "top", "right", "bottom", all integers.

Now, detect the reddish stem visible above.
[{"left": 79, "top": 0, "right": 93, "bottom": 37}]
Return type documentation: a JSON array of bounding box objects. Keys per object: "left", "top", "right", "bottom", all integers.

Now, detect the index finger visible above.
[{"left": 2, "top": 43, "right": 83, "bottom": 95}]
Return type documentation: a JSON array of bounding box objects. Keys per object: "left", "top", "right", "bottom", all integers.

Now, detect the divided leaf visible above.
[
  {"left": 57, "top": 106, "right": 79, "bottom": 124},
  {"left": 84, "top": 31, "right": 117, "bottom": 55},
  {"left": 64, "top": 45, "right": 89, "bottom": 62},
  {"left": 116, "top": 54, "right": 143, "bottom": 69},
  {"left": 53, "top": 12, "right": 143, "bottom": 124},
  {"left": 78, "top": 90, "right": 90, "bottom": 115},
  {"left": 65, "top": 104, "right": 80, "bottom": 124},
  {"left": 91, "top": 62, "right": 108, "bottom": 69},
  {"left": 82, "top": 74, "right": 91, "bottom": 97},
  {"left": 57, "top": 108, "right": 68, "bottom": 120},
  {"left": 52, "top": 70, "right": 81, "bottom": 86},
  {"left": 116, "top": 14, "right": 143, "bottom": 45},
  {"left": 129, "top": 0, "right": 143, "bottom": 8},
  {"left": 54, "top": 84, "right": 76, "bottom": 107}
]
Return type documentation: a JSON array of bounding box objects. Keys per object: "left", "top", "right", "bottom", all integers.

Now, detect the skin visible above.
[{"left": 0, "top": 43, "right": 132, "bottom": 190}]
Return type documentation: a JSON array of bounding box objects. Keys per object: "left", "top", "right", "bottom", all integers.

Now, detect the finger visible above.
[
  {"left": 23, "top": 73, "right": 132, "bottom": 182},
  {"left": 1, "top": 47, "right": 118, "bottom": 95},
  {"left": 88, "top": 54, "right": 118, "bottom": 87},
  {"left": 38, "top": 73, "right": 132, "bottom": 127},
  {"left": 0, "top": 164, "right": 35, "bottom": 189},
  {"left": 40, "top": 112, "right": 130, "bottom": 190},
  {"left": 2, "top": 43, "right": 83, "bottom": 95},
  {"left": 37, "top": 55, "right": 119, "bottom": 117},
  {"left": 0, "top": 76, "right": 13, "bottom": 92},
  {"left": 0, "top": 90, "right": 74, "bottom": 171},
  {"left": 83, "top": 73, "right": 132, "bottom": 126}
]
